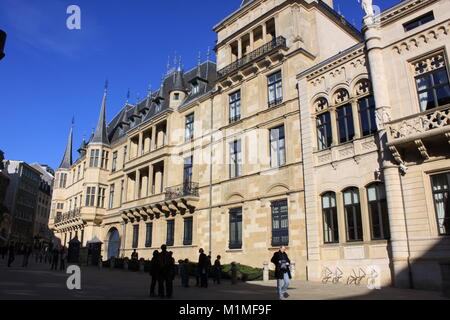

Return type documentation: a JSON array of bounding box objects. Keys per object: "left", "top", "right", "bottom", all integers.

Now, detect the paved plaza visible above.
[{"left": 0, "top": 256, "right": 447, "bottom": 300}]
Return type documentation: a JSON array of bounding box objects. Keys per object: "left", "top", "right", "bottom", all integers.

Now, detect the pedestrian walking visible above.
[
  {"left": 158, "top": 245, "right": 174, "bottom": 299},
  {"left": 149, "top": 250, "right": 160, "bottom": 297},
  {"left": 271, "top": 246, "right": 292, "bottom": 300},
  {"left": 213, "top": 255, "right": 222, "bottom": 284},
  {"left": 180, "top": 258, "right": 190, "bottom": 288},
  {"left": 60, "top": 247, "right": 67, "bottom": 271},
  {"left": 50, "top": 248, "right": 59, "bottom": 271},
  {"left": 198, "top": 248, "right": 209, "bottom": 288},
  {"left": 7, "top": 241, "right": 15, "bottom": 267},
  {"left": 22, "top": 244, "right": 32, "bottom": 267}
]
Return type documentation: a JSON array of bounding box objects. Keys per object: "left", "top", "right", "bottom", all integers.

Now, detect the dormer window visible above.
[
  {"left": 156, "top": 103, "right": 162, "bottom": 113},
  {"left": 174, "top": 93, "right": 180, "bottom": 101},
  {"left": 192, "top": 84, "right": 200, "bottom": 95}
]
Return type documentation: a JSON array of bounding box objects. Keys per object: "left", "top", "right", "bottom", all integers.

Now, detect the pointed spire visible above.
[
  {"left": 91, "top": 81, "right": 110, "bottom": 146},
  {"left": 59, "top": 123, "right": 73, "bottom": 169}
]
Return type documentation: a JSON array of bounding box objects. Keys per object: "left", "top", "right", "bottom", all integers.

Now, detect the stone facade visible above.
[
  {"left": 3, "top": 161, "right": 41, "bottom": 242},
  {"left": 50, "top": 0, "right": 450, "bottom": 291}
]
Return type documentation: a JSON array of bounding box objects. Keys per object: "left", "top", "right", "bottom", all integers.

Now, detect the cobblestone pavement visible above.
[{"left": 0, "top": 256, "right": 447, "bottom": 300}]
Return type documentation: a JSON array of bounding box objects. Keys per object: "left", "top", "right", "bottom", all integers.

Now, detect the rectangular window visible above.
[
  {"left": 271, "top": 200, "right": 288, "bottom": 247},
  {"left": 268, "top": 71, "right": 283, "bottom": 108},
  {"left": 90, "top": 149, "right": 99, "bottom": 167},
  {"left": 192, "top": 84, "right": 199, "bottom": 95},
  {"left": 183, "top": 156, "right": 193, "bottom": 185},
  {"left": 123, "top": 146, "right": 127, "bottom": 168},
  {"left": 183, "top": 217, "right": 193, "bottom": 246},
  {"left": 85, "top": 187, "right": 96, "bottom": 207},
  {"left": 167, "top": 220, "right": 175, "bottom": 246},
  {"left": 132, "top": 225, "right": 139, "bottom": 249},
  {"left": 97, "top": 187, "right": 106, "bottom": 208},
  {"left": 185, "top": 113, "right": 194, "bottom": 142},
  {"left": 415, "top": 66, "right": 450, "bottom": 111},
  {"left": 322, "top": 193, "right": 339, "bottom": 244},
  {"left": 229, "top": 140, "right": 242, "bottom": 179},
  {"left": 431, "top": 173, "right": 450, "bottom": 236},
  {"left": 317, "top": 112, "right": 333, "bottom": 150},
  {"left": 336, "top": 104, "right": 355, "bottom": 143},
  {"left": 109, "top": 184, "right": 115, "bottom": 209},
  {"left": 145, "top": 223, "right": 153, "bottom": 248},
  {"left": 120, "top": 180, "right": 124, "bottom": 205},
  {"left": 102, "top": 151, "right": 109, "bottom": 169},
  {"left": 270, "top": 125, "right": 286, "bottom": 168},
  {"left": 112, "top": 152, "right": 118, "bottom": 172},
  {"left": 367, "top": 183, "right": 390, "bottom": 240},
  {"left": 229, "top": 90, "right": 241, "bottom": 123},
  {"left": 358, "top": 95, "right": 377, "bottom": 136},
  {"left": 229, "top": 208, "right": 243, "bottom": 249},
  {"left": 404, "top": 11, "right": 434, "bottom": 32}
]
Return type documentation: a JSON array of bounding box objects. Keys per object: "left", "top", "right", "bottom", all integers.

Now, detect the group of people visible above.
[
  {"left": 1, "top": 240, "right": 68, "bottom": 272},
  {"left": 145, "top": 245, "right": 292, "bottom": 300},
  {"left": 146, "top": 246, "right": 223, "bottom": 299}
]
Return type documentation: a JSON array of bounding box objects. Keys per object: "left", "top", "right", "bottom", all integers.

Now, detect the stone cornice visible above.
[
  {"left": 379, "top": 0, "right": 440, "bottom": 27},
  {"left": 298, "top": 43, "right": 365, "bottom": 81}
]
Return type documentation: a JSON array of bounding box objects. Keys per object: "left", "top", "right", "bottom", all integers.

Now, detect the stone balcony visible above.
[
  {"left": 386, "top": 104, "right": 450, "bottom": 162},
  {"left": 217, "top": 36, "right": 288, "bottom": 87},
  {"left": 121, "top": 182, "right": 199, "bottom": 223},
  {"left": 54, "top": 208, "right": 82, "bottom": 227}
]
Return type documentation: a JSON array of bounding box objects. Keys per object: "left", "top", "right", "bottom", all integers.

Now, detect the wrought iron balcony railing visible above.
[
  {"left": 217, "top": 36, "right": 287, "bottom": 79},
  {"left": 55, "top": 208, "right": 81, "bottom": 224},
  {"left": 165, "top": 182, "right": 199, "bottom": 201},
  {"left": 387, "top": 104, "right": 450, "bottom": 143}
]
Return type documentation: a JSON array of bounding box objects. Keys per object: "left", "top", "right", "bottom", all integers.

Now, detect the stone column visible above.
[
  {"left": 151, "top": 126, "right": 156, "bottom": 151},
  {"left": 330, "top": 108, "right": 339, "bottom": 146},
  {"left": 250, "top": 31, "right": 254, "bottom": 52},
  {"left": 351, "top": 99, "right": 362, "bottom": 140},
  {"left": 138, "top": 132, "right": 143, "bottom": 157},
  {"left": 135, "top": 170, "right": 141, "bottom": 200},
  {"left": 262, "top": 23, "right": 267, "bottom": 43},
  {"left": 364, "top": 17, "right": 411, "bottom": 288},
  {"left": 148, "top": 164, "right": 154, "bottom": 196},
  {"left": 238, "top": 38, "right": 243, "bottom": 59}
]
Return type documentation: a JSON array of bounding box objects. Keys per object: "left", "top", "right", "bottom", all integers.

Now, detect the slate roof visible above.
[
  {"left": 104, "top": 60, "right": 217, "bottom": 145},
  {"left": 58, "top": 127, "right": 73, "bottom": 169}
]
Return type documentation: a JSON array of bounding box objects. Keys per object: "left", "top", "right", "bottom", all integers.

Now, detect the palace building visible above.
[{"left": 50, "top": 0, "right": 450, "bottom": 291}]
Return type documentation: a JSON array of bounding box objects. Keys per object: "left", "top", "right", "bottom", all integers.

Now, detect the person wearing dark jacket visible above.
[
  {"left": 198, "top": 248, "right": 209, "bottom": 288},
  {"left": 7, "top": 241, "right": 15, "bottom": 267},
  {"left": 213, "top": 255, "right": 222, "bottom": 284},
  {"left": 50, "top": 248, "right": 59, "bottom": 271},
  {"left": 271, "top": 246, "right": 292, "bottom": 300},
  {"left": 158, "top": 245, "right": 174, "bottom": 299},
  {"left": 149, "top": 250, "right": 160, "bottom": 297}
]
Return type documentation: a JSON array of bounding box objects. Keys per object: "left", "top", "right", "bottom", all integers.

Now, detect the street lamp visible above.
[{"left": 0, "top": 30, "right": 6, "bottom": 60}]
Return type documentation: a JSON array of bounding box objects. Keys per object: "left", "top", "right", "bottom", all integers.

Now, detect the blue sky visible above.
[{"left": 0, "top": 0, "right": 399, "bottom": 170}]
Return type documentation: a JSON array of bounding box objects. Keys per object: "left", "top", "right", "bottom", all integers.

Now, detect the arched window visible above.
[
  {"left": 315, "top": 97, "right": 332, "bottom": 150},
  {"left": 343, "top": 188, "right": 363, "bottom": 242},
  {"left": 333, "top": 89, "right": 354, "bottom": 143},
  {"left": 107, "top": 228, "right": 121, "bottom": 260},
  {"left": 367, "top": 183, "right": 390, "bottom": 240},
  {"left": 322, "top": 192, "right": 339, "bottom": 244}
]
